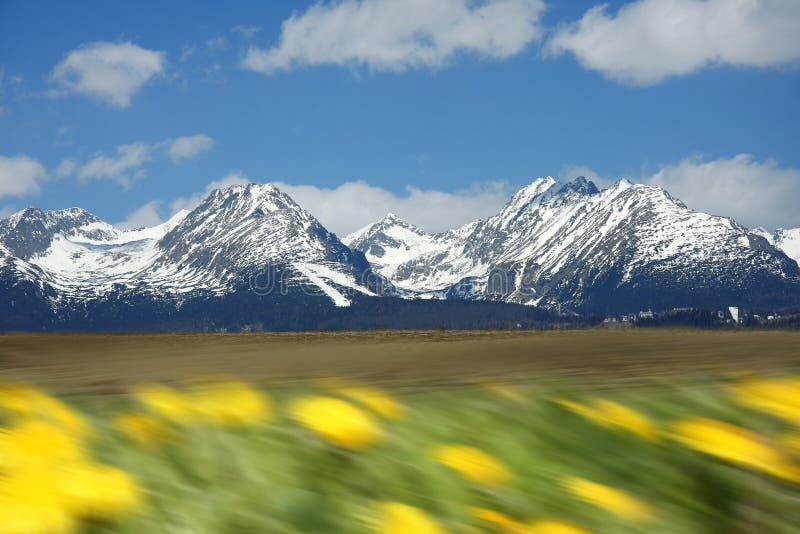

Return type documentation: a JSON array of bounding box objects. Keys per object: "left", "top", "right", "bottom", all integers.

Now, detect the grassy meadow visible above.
[{"left": 1, "top": 329, "right": 800, "bottom": 533}]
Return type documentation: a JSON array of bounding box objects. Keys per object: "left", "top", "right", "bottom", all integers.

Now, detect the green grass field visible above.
[{"left": 1, "top": 330, "right": 799, "bottom": 533}]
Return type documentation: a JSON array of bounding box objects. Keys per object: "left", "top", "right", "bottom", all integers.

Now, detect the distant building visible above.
[
  {"left": 728, "top": 306, "right": 740, "bottom": 324},
  {"left": 639, "top": 310, "right": 654, "bottom": 319}
]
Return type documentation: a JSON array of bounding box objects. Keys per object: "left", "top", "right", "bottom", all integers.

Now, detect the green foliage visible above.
[{"left": 54, "top": 382, "right": 800, "bottom": 533}]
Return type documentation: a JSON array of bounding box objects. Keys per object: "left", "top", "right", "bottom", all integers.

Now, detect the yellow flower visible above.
[
  {"left": 563, "top": 477, "right": 653, "bottom": 522},
  {"left": 556, "top": 399, "right": 606, "bottom": 426},
  {"left": 189, "top": 380, "right": 273, "bottom": 427},
  {"left": 290, "top": 396, "right": 380, "bottom": 449},
  {"left": 115, "top": 412, "right": 176, "bottom": 447},
  {"left": 528, "top": 520, "right": 594, "bottom": 534},
  {"left": 670, "top": 417, "right": 800, "bottom": 482},
  {"left": 472, "top": 508, "right": 593, "bottom": 534},
  {"left": 337, "top": 385, "right": 405, "bottom": 420},
  {"left": 0, "top": 469, "right": 75, "bottom": 534},
  {"left": 59, "top": 463, "right": 141, "bottom": 519},
  {"left": 731, "top": 376, "right": 800, "bottom": 426},
  {"left": 372, "top": 502, "right": 445, "bottom": 534},
  {"left": 133, "top": 383, "right": 194, "bottom": 424},
  {"left": 0, "top": 420, "right": 85, "bottom": 473},
  {"left": 556, "top": 398, "right": 658, "bottom": 441},
  {"left": 433, "top": 445, "right": 511, "bottom": 486},
  {"left": 471, "top": 507, "right": 525, "bottom": 531},
  {"left": 0, "top": 385, "right": 89, "bottom": 437}
]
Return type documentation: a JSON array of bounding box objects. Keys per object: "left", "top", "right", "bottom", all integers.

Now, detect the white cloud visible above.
[
  {"left": 232, "top": 25, "right": 261, "bottom": 40},
  {"left": 55, "top": 158, "right": 77, "bottom": 178},
  {"left": 242, "top": 0, "right": 545, "bottom": 73},
  {"left": 0, "top": 205, "right": 16, "bottom": 219},
  {"left": 77, "top": 142, "right": 151, "bottom": 188},
  {"left": 206, "top": 36, "right": 229, "bottom": 52},
  {"left": 166, "top": 134, "right": 215, "bottom": 163},
  {"left": 645, "top": 154, "right": 800, "bottom": 230},
  {"left": 169, "top": 171, "right": 249, "bottom": 213},
  {"left": 0, "top": 154, "right": 47, "bottom": 199},
  {"left": 179, "top": 46, "right": 195, "bottom": 63},
  {"left": 547, "top": 0, "right": 800, "bottom": 86},
  {"left": 115, "top": 200, "right": 164, "bottom": 230},
  {"left": 52, "top": 42, "right": 166, "bottom": 107},
  {"left": 163, "top": 173, "right": 512, "bottom": 235},
  {"left": 274, "top": 180, "right": 515, "bottom": 235}
]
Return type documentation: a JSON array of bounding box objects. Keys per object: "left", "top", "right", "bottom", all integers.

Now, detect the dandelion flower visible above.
[
  {"left": 472, "top": 508, "right": 593, "bottom": 534},
  {"left": 0, "top": 420, "right": 85, "bottom": 472},
  {"left": 0, "top": 469, "right": 75, "bottom": 534},
  {"left": 190, "top": 380, "right": 273, "bottom": 427},
  {"left": 290, "top": 396, "right": 380, "bottom": 449},
  {"left": 59, "top": 463, "right": 141, "bottom": 519},
  {"left": 471, "top": 507, "right": 525, "bottom": 531},
  {"left": 671, "top": 417, "right": 800, "bottom": 482},
  {"left": 0, "top": 385, "right": 89, "bottom": 437},
  {"left": 133, "top": 383, "right": 194, "bottom": 424},
  {"left": 731, "top": 376, "right": 800, "bottom": 426},
  {"left": 371, "top": 502, "right": 445, "bottom": 534},
  {"left": 337, "top": 385, "right": 405, "bottom": 420},
  {"left": 115, "top": 412, "right": 176, "bottom": 447},
  {"left": 433, "top": 445, "right": 511, "bottom": 486},
  {"left": 556, "top": 398, "right": 658, "bottom": 441},
  {"left": 528, "top": 520, "right": 594, "bottom": 534},
  {"left": 563, "top": 477, "right": 653, "bottom": 522}
]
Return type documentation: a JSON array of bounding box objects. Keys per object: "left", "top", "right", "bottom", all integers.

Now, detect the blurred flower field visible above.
[{"left": 1, "top": 375, "right": 800, "bottom": 533}]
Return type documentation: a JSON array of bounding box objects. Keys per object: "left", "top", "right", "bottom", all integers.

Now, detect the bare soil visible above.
[{"left": 1, "top": 329, "right": 798, "bottom": 391}]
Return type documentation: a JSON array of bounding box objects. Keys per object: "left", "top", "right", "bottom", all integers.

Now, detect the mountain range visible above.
[{"left": 1, "top": 177, "right": 799, "bottom": 331}]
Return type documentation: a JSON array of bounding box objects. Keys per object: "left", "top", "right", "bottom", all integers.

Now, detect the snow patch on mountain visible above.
[
  {"left": 1, "top": 184, "right": 383, "bottom": 307},
  {"left": 348, "top": 176, "right": 800, "bottom": 311}
]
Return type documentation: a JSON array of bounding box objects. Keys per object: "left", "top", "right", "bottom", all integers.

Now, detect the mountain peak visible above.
[
  {"left": 554, "top": 176, "right": 599, "bottom": 197},
  {"left": 379, "top": 212, "right": 417, "bottom": 229}
]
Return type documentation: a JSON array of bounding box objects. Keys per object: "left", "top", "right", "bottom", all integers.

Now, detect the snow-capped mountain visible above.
[
  {"left": 751, "top": 227, "right": 800, "bottom": 267},
  {"left": 346, "top": 177, "right": 800, "bottom": 314},
  {"left": 0, "top": 184, "right": 385, "bottom": 321},
  {"left": 2, "top": 177, "right": 799, "bottom": 330}
]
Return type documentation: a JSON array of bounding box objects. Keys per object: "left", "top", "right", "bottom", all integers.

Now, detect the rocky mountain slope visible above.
[
  {"left": 2, "top": 178, "right": 799, "bottom": 330},
  {"left": 751, "top": 227, "right": 800, "bottom": 267},
  {"left": 0, "top": 184, "right": 388, "bottom": 330},
  {"left": 345, "top": 177, "right": 800, "bottom": 314}
]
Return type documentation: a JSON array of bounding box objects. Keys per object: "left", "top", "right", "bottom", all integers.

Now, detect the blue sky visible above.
[{"left": 1, "top": 0, "right": 799, "bottom": 234}]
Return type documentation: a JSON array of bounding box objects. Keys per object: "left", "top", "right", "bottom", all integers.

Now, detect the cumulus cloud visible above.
[
  {"left": 0, "top": 154, "right": 47, "bottom": 199},
  {"left": 547, "top": 0, "right": 800, "bottom": 85},
  {"left": 77, "top": 143, "right": 151, "bottom": 188},
  {"left": 56, "top": 133, "right": 212, "bottom": 189},
  {"left": 273, "top": 180, "right": 515, "bottom": 235},
  {"left": 645, "top": 154, "right": 800, "bottom": 230},
  {"left": 166, "top": 134, "right": 215, "bottom": 163},
  {"left": 169, "top": 171, "right": 249, "bottom": 213},
  {"left": 115, "top": 200, "right": 164, "bottom": 230},
  {"left": 52, "top": 42, "right": 165, "bottom": 107},
  {"left": 242, "top": 0, "right": 545, "bottom": 73}
]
